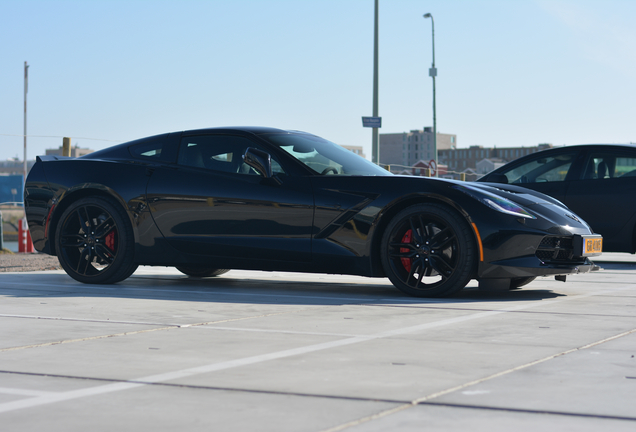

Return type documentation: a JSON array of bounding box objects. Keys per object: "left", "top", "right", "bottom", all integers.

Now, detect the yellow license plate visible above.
[{"left": 583, "top": 236, "right": 603, "bottom": 256}]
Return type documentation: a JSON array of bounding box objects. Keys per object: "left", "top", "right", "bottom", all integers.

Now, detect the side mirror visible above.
[{"left": 243, "top": 147, "right": 273, "bottom": 178}]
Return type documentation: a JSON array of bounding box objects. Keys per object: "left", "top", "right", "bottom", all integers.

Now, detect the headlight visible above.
[{"left": 453, "top": 185, "right": 536, "bottom": 219}]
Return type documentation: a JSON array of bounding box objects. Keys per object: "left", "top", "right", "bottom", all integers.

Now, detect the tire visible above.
[
  {"left": 381, "top": 203, "right": 476, "bottom": 298},
  {"left": 176, "top": 267, "right": 230, "bottom": 277},
  {"left": 55, "top": 196, "right": 138, "bottom": 284},
  {"left": 510, "top": 276, "right": 536, "bottom": 289}
]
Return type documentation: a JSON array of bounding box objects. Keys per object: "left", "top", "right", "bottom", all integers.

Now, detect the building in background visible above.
[
  {"left": 0, "top": 159, "right": 35, "bottom": 175},
  {"left": 380, "top": 127, "right": 457, "bottom": 173},
  {"left": 341, "top": 145, "right": 366, "bottom": 160},
  {"left": 46, "top": 145, "right": 94, "bottom": 158},
  {"left": 475, "top": 159, "right": 506, "bottom": 177},
  {"left": 0, "top": 145, "right": 94, "bottom": 179},
  {"left": 439, "top": 143, "right": 553, "bottom": 180},
  {"left": 409, "top": 160, "right": 447, "bottom": 177},
  {"left": 378, "top": 127, "right": 554, "bottom": 180}
]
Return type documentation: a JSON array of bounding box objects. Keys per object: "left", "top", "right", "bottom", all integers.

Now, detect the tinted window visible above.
[
  {"left": 178, "top": 135, "right": 285, "bottom": 175},
  {"left": 262, "top": 132, "right": 390, "bottom": 176},
  {"left": 499, "top": 151, "right": 578, "bottom": 184},
  {"left": 129, "top": 134, "right": 178, "bottom": 163},
  {"left": 582, "top": 152, "right": 636, "bottom": 180}
]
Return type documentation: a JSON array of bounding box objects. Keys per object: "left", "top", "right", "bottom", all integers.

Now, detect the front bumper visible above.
[{"left": 478, "top": 255, "right": 599, "bottom": 280}]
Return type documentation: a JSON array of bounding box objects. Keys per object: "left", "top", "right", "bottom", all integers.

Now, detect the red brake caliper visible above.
[
  {"left": 105, "top": 230, "right": 116, "bottom": 252},
  {"left": 400, "top": 229, "right": 413, "bottom": 273}
]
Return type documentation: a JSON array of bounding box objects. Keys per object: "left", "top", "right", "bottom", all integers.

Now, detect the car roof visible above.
[
  {"left": 491, "top": 144, "right": 636, "bottom": 161},
  {"left": 535, "top": 144, "right": 636, "bottom": 152},
  {"left": 181, "top": 126, "right": 291, "bottom": 135},
  {"left": 79, "top": 127, "right": 303, "bottom": 160}
]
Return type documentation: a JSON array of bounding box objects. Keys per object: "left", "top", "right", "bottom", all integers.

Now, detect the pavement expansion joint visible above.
[
  {"left": 359, "top": 303, "right": 636, "bottom": 319},
  {"left": 0, "top": 325, "right": 179, "bottom": 352},
  {"left": 0, "top": 370, "right": 409, "bottom": 405},
  {"left": 1, "top": 267, "right": 634, "bottom": 427},
  {"left": 319, "top": 326, "right": 636, "bottom": 432},
  {"left": 0, "top": 313, "right": 177, "bottom": 327},
  {"left": 0, "top": 308, "right": 314, "bottom": 353},
  {"left": 419, "top": 401, "right": 636, "bottom": 422}
]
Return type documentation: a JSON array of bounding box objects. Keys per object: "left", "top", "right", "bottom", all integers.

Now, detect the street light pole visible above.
[
  {"left": 372, "top": 0, "right": 379, "bottom": 165},
  {"left": 423, "top": 13, "right": 437, "bottom": 177}
]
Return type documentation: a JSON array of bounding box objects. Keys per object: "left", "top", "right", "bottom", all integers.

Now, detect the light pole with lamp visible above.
[{"left": 423, "top": 13, "right": 437, "bottom": 177}]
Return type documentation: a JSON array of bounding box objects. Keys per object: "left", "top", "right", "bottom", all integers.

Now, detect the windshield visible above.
[{"left": 260, "top": 132, "right": 391, "bottom": 176}]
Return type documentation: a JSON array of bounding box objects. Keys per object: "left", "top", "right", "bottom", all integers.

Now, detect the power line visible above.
[{"left": 0, "top": 134, "right": 123, "bottom": 143}]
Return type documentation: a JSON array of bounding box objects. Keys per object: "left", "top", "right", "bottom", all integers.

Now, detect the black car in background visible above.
[
  {"left": 479, "top": 144, "right": 636, "bottom": 253},
  {"left": 25, "top": 127, "right": 602, "bottom": 297}
]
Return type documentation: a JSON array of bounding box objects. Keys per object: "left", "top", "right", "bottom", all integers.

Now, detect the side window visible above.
[
  {"left": 583, "top": 153, "right": 636, "bottom": 180},
  {"left": 501, "top": 151, "right": 578, "bottom": 184},
  {"left": 132, "top": 145, "right": 162, "bottom": 159},
  {"left": 129, "top": 134, "right": 179, "bottom": 163},
  {"left": 178, "top": 135, "right": 285, "bottom": 175}
]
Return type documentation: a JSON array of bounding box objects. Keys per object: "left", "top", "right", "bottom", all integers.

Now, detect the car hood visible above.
[
  {"left": 466, "top": 181, "right": 565, "bottom": 207},
  {"left": 447, "top": 179, "right": 593, "bottom": 232}
]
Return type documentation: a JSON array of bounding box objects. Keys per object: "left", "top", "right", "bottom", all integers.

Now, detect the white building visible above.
[{"left": 379, "top": 127, "right": 456, "bottom": 173}]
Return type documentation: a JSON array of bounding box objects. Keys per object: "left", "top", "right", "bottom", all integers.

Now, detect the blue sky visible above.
[{"left": 1, "top": 0, "right": 634, "bottom": 162}]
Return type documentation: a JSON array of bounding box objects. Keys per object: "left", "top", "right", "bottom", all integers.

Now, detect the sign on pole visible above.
[
  {"left": 428, "top": 159, "right": 437, "bottom": 177},
  {"left": 362, "top": 117, "right": 382, "bottom": 128}
]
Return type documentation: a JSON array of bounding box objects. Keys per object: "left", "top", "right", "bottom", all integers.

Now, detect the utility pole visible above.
[
  {"left": 21, "top": 61, "right": 33, "bottom": 253},
  {"left": 423, "top": 14, "right": 437, "bottom": 176},
  {"left": 371, "top": 0, "right": 379, "bottom": 164},
  {"left": 23, "top": 61, "right": 29, "bottom": 186}
]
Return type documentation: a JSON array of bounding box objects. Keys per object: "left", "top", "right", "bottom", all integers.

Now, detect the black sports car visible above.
[
  {"left": 25, "top": 127, "right": 602, "bottom": 297},
  {"left": 478, "top": 144, "right": 636, "bottom": 253}
]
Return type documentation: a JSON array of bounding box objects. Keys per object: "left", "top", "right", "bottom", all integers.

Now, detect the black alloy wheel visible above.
[
  {"left": 55, "top": 197, "right": 137, "bottom": 284},
  {"left": 381, "top": 203, "right": 476, "bottom": 297},
  {"left": 176, "top": 267, "right": 230, "bottom": 277}
]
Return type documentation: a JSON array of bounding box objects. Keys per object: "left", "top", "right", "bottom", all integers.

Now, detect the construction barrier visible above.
[{"left": 18, "top": 217, "right": 34, "bottom": 253}]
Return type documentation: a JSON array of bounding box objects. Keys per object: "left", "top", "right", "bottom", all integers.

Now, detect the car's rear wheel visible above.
[
  {"left": 55, "top": 197, "right": 137, "bottom": 284},
  {"left": 381, "top": 203, "right": 476, "bottom": 297},
  {"left": 176, "top": 267, "right": 230, "bottom": 277}
]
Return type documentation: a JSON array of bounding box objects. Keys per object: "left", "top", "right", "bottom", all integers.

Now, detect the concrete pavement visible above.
[{"left": 0, "top": 254, "right": 634, "bottom": 431}]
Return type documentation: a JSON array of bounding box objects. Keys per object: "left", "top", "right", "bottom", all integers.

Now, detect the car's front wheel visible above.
[
  {"left": 381, "top": 203, "right": 476, "bottom": 297},
  {"left": 55, "top": 196, "right": 137, "bottom": 284}
]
